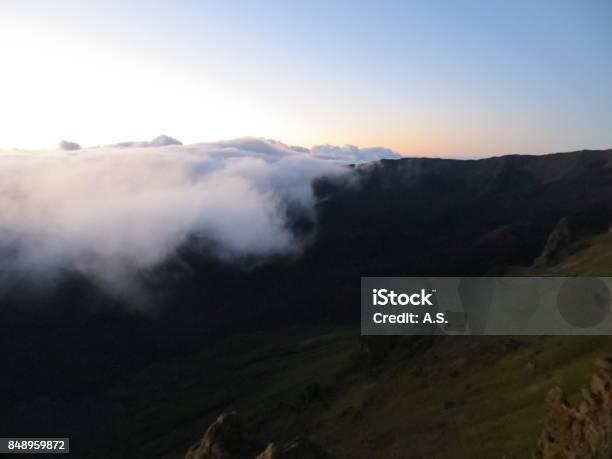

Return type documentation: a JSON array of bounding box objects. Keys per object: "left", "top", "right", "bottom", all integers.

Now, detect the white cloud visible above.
[
  {"left": 108, "top": 134, "right": 183, "bottom": 148},
  {"left": 310, "top": 144, "right": 400, "bottom": 162},
  {"left": 0, "top": 137, "right": 400, "bottom": 301}
]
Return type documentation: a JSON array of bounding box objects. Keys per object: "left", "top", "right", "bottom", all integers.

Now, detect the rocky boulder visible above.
[
  {"left": 533, "top": 358, "right": 612, "bottom": 458},
  {"left": 255, "top": 438, "right": 327, "bottom": 459},
  {"left": 185, "top": 413, "right": 327, "bottom": 459},
  {"left": 533, "top": 216, "right": 574, "bottom": 267},
  {"left": 185, "top": 412, "right": 263, "bottom": 459}
]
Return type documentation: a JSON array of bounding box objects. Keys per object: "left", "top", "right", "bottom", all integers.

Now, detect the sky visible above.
[{"left": 0, "top": 0, "right": 611, "bottom": 156}]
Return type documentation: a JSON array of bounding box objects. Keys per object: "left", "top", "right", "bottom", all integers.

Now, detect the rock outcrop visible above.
[
  {"left": 185, "top": 412, "right": 327, "bottom": 459},
  {"left": 533, "top": 358, "right": 612, "bottom": 459},
  {"left": 534, "top": 216, "right": 574, "bottom": 267},
  {"left": 254, "top": 438, "right": 327, "bottom": 459},
  {"left": 185, "top": 412, "right": 263, "bottom": 459}
]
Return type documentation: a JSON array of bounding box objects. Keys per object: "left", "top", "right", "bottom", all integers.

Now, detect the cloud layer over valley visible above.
[{"left": 0, "top": 137, "right": 399, "bottom": 298}]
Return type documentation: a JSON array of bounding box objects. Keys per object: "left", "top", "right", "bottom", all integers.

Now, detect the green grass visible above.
[
  {"left": 308, "top": 336, "right": 612, "bottom": 459},
  {"left": 90, "top": 330, "right": 612, "bottom": 459}
]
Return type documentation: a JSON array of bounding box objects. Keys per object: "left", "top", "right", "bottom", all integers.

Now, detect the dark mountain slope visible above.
[
  {"left": 310, "top": 149, "right": 612, "bottom": 276},
  {"left": 2, "top": 149, "right": 612, "bottom": 455},
  {"left": 86, "top": 218, "right": 612, "bottom": 459}
]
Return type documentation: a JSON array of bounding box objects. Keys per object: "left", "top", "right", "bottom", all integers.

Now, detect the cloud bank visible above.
[
  {"left": 0, "top": 137, "right": 400, "bottom": 299},
  {"left": 108, "top": 134, "right": 183, "bottom": 148}
]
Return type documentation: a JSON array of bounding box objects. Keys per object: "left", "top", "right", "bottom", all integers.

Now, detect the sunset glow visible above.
[{"left": 1, "top": 1, "right": 611, "bottom": 156}]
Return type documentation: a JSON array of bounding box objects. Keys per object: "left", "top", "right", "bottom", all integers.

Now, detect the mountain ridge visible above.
[{"left": 3, "top": 148, "right": 612, "bottom": 457}]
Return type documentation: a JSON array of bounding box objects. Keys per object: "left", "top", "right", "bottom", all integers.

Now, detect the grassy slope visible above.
[{"left": 98, "top": 233, "right": 612, "bottom": 459}]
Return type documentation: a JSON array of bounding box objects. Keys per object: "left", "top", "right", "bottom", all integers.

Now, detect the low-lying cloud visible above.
[
  {"left": 108, "top": 134, "right": 183, "bottom": 149},
  {"left": 0, "top": 137, "right": 400, "bottom": 300}
]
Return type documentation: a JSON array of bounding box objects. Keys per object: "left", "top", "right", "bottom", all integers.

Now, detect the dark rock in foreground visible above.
[
  {"left": 186, "top": 412, "right": 327, "bottom": 459},
  {"left": 185, "top": 412, "right": 263, "bottom": 459},
  {"left": 255, "top": 438, "right": 327, "bottom": 459},
  {"left": 534, "top": 358, "right": 612, "bottom": 459}
]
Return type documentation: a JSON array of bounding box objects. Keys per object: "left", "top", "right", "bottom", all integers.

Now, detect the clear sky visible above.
[{"left": 0, "top": 0, "right": 611, "bottom": 156}]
